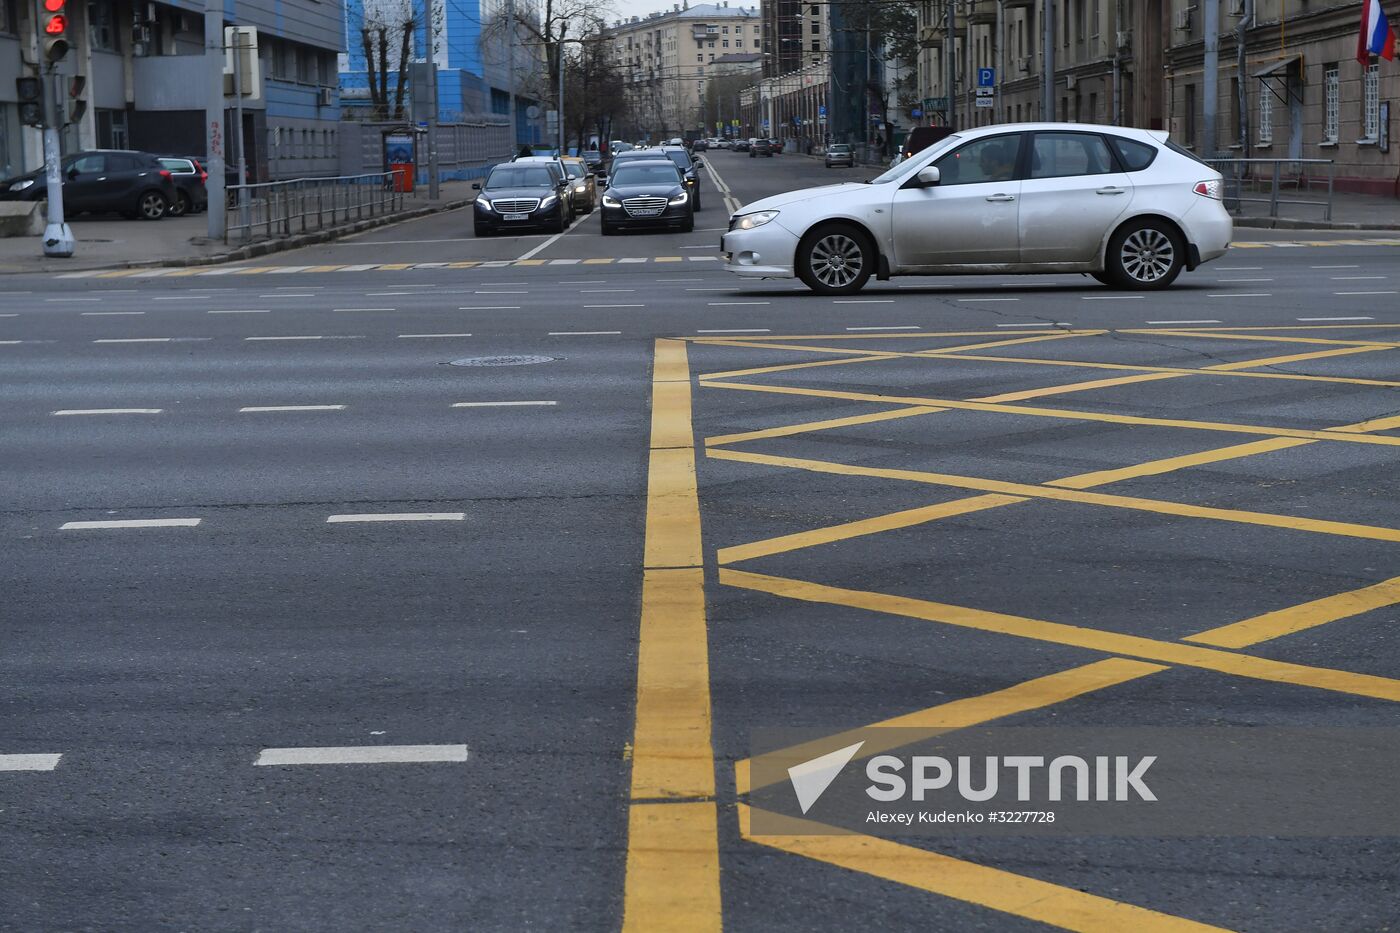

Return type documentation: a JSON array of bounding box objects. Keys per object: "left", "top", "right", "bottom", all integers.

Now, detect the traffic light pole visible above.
[{"left": 41, "top": 71, "right": 73, "bottom": 257}]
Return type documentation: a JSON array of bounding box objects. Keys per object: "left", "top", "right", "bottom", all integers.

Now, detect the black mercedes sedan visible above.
[
  {"left": 599, "top": 160, "right": 694, "bottom": 236},
  {"left": 472, "top": 163, "right": 571, "bottom": 236}
]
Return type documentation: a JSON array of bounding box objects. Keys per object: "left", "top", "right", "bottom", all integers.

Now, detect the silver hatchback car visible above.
[{"left": 723, "top": 123, "right": 1232, "bottom": 295}]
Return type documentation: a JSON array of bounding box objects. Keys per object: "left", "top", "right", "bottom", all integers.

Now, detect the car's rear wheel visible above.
[
  {"left": 796, "top": 224, "right": 873, "bottom": 296},
  {"left": 137, "top": 190, "right": 168, "bottom": 220},
  {"left": 1103, "top": 219, "right": 1184, "bottom": 289},
  {"left": 169, "top": 190, "right": 191, "bottom": 217}
]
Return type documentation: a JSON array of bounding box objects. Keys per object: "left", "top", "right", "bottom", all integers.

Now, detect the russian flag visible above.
[{"left": 1358, "top": 0, "right": 1397, "bottom": 63}]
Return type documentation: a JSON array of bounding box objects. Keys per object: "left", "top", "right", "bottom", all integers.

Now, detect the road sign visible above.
[
  {"left": 975, "top": 97, "right": 995, "bottom": 109},
  {"left": 977, "top": 67, "right": 995, "bottom": 87},
  {"left": 818, "top": 104, "right": 826, "bottom": 116},
  {"left": 911, "top": 108, "right": 923, "bottom": 117},
  {"left": 975, "top": 87, "right": 994, "bottom": 97}
]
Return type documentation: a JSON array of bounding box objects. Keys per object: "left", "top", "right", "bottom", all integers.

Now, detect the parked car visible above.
[
  {"left": 691, "top": 138, "right": 708, "bottom": 152},
  {"left": 722, "top": 123, "right": 1231, "bottom": 295},
  {"left": 560, "top": 156, "right": 596, "bottom": 213},
  {"left": 472, "top": 162, "right": 573, "bottom": 236},
  {"left": 0, "top": 149, "right": 178, "bottom": 220},
  {"left": 748, "top": 138, "right": 773, "bottom": 158},
  {"left": 824, "top": 143, "right": 854, "bottom": 168},
  {"left": 733, "top": 138, "right": 751, "bottom": 152},
  {"left": 659, "top": 145, "right": 704, "bottom": 212},
  {"left": 157, "top": 156, "right": 209, "bottom": 216},
  {"left": 768, "top": 138, "right": 783, "bottom": 155},
  {"left": 600, "top": 159, "right": 694, "bottom": 235}
]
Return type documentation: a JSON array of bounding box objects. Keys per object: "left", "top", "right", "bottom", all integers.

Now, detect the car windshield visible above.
[
  {"left": 866, "top": 134, "right": 962, "bottom": 183},
  {"left": 613, "top": 165, "right": 681, "bottom": 186},
  {"left": 486, "top": 166, "right": 555, "bottom": 188},
  {"left": 665, "top": 151, "right": 693, "bottom": 170},
  {"left": 583, "top": 151, "right": 602, "bottom": 159},
  {"left": 830, "top": 145, "right": 850, "bottom": 153}
]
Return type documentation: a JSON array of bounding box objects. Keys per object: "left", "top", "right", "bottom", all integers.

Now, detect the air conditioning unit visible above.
[
  {"left": 1116, "top": 29, "right": 1132, "bottom": 48},
  {"left": 317, "top": 87, "right": 333, "bottom": 107},
  {"left": 1174, "top": 9, "right": 1192, "bottom": 30},
  {"left": 1017, "top": 55, "right": 1032, "bottom": 73}
]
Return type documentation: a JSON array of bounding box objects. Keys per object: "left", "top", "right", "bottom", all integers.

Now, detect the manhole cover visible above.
[{"left": 448, "top": 355, "right": 557, "bottom": 367}]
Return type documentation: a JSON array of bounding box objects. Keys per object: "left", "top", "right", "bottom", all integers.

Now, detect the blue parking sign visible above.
[{"left": 978, "top": 67, "right": 995, "bottom": 87}]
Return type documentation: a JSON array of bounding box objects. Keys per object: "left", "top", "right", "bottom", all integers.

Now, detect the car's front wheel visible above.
[
  {"left": 136, "top": 190, "right": 168, "bottom": 220},
  {"left": 796, "top": 224, "right": 874, "bottom": 296},
  {"left": 1102, "top": 219, "right": 1185, "bottom": 289}
]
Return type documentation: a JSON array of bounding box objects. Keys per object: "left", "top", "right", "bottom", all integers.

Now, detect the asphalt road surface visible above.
[{"left": 6, "top": 150, "right": 1400, "bottom": 931}]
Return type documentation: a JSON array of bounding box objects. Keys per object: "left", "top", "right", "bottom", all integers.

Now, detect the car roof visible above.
[
  {"left": 613, "top": 158, "right": 680, "bottom": 167},
  {"left": 938, "top": 122, "right": 1168, "bottom": 144}
]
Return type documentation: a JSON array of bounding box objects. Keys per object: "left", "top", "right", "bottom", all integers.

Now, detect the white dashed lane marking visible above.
[
  {"left": 453, "top": 401, "right": 557, "bottom": 407},
  {"left": 0, "top": 754, "right": 62, "bottom": 771},
  {"left": 61, "top": 518, "right": 202, "bottom": 530},
  {"left": 53, "top": 409, "right": 163, "bottom": 416},
  {"left": 239, "top": 405, "right": 345, "bottom": 413},
  {"left": 325, "top": 513, "right": 465, "bottom": 523},
  {"left": 254, "top": 745, "right": 469, "bottom": 766}
]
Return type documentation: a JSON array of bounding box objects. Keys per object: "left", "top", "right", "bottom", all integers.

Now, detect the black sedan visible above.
[
  {"left": 0, "top": 149, "right": 178, "bottom": 220},
  {"left": 599, "top": 160, "right": 693, "bottom": 236},
  {"left": 473, "top": 163, "right": 571, "bottom": 236}
]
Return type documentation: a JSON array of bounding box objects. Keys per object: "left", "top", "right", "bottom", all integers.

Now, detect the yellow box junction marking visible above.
[{"left": 622, "top": 338, "right": 720, "bottom": 933}]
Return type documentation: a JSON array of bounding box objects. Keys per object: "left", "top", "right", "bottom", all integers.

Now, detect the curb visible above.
[
  {"left": 1233, "top": 216, "right": 1400, "bottom": 232},
  {"left": 137, "top": 197, "right": 475, "bottom": 270},
  {"left": 0, "top": 196, "right": 474, "bottom": 275}
]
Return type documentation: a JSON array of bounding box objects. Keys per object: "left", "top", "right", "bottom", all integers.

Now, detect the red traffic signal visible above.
[
  {"left": 43, "top": 0, "right": 66, "bottom": 10},
  {"left": 44, "top": 14, "right": 67, "bottom": 34},
  {"left": 42, "top": 0, "right": 69, "bottom": 62}
]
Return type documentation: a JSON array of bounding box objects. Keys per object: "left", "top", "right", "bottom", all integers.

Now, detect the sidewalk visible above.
[{"left": 0, "top": 179, "right": 477, "bottom": 275}]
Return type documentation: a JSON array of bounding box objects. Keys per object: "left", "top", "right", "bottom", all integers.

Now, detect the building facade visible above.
[
  {"left": 1, "top": 0, "right": 345, "bottom": 182},
  {"left": 339, "top": 0, "right": 545, "bottom": 145},
  {"left": 608, "top": 2, "right": 761, "bottom": 141},
  {"left": 913, "top": 0, "right": 1396, "bottom": 195}
]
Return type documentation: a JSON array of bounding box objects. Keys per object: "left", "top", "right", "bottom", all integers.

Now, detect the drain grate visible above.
[{"left": 448, "top": 355, "right": 558, "bottom": 367}]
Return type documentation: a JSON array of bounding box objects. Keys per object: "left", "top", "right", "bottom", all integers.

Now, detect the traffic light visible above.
[
  {"left": 16, "top": 76, "right": 42, "bottom": 127},
  {"left": 41, "top": 0, "right": 70, "bottom": 63},
  {"left": 66, "top": 74, "right": 86, "bottom": 125}
]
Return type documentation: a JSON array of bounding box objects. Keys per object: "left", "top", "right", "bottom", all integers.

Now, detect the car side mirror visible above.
[
  {"left": 916, "top": 166, "right": 941, "bottom": 186},
  {"left": 471, "top": 182, "right": 481, "bottom": 190}
]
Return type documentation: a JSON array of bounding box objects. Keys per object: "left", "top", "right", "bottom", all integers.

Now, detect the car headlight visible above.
[
  {"left": 668, "top": 192, "right": 689, "bottom": 205},
  {"left": 540, "top": 195, "right": 558, "bottom": 209},
  {"left": 733, "top": 210, "right": 778, "bottom": 230},
  {"left": 685, "top": 176, "right": 696, "bottom": 185},
  {"left": 9, "top": 179, "right": 34, "bottom": 191},
  {"left": 602, "top": 195, "right": 621, "bottom": 207},
  {"left": 574, "top": 184, "right": 587, "bottom": 193},
  {"left": 476, "top": 197, "right": 492, "bottom": 211}
]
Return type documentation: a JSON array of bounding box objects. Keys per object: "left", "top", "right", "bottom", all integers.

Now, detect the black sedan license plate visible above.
[{"left": 632, "top": 209, "right": 662, "bottom": 217}]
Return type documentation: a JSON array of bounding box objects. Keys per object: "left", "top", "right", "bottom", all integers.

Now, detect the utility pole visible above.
[
  {"left": 944, "top": 0, "right": 956, "bottom": 128},
  {"left": 506, "top": 0, "right": 520, "bottom": 149},
  {"left": 205, "top": 0, "right": 226, "bottom": 239},
  {"left": 557, "top": 44, "right": 565, "bottom": 154},
  {"left": 1236, "top": 0, "right": 1253, "bottom": 154},
  {"left": 1202, "top": 0, "right": 1219, "bottom": 157},
  {"left": 427, "top": 0, "right": 440, "bottom": 198},
  {"left": 1041, "top": 0, "right": 1055, "bottom": 119},
  {"left": 231, "top": 27, "right": 250, "bottom": 240},
  {"left": 41, "top": 73, "right": 73, "bottom": 257}
]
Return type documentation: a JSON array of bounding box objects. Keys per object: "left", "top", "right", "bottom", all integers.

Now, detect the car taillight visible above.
[
  {"left": 199, "top": 172, "right": 207, "bottom": 185},
  {"left": 1193, "top": 179, "right": 1222, "bottom": 199},
  {"left": 159, "top": 169, "right": 172, "bottom": 180}
]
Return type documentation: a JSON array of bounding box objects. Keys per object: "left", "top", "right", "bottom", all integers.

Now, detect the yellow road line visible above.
[
  {"left": 737, "top": 805, "right": 1231, "bottom": 933},
  {"left": 706, "top": 405, "right": 944, "bottom": 448},
  {"left": 1047, "top": 438, "right": 1313, "bottom": 489},
  {"left": 624, "top": 803, "right": 721, "bottom": 932},
  {"left": 1331, "top": 412, "right": 1400, "bottom": 434},
  {"left": 631, "top": 568, "right": 714, "bottom": 797},
  {"left": 718, "top": 493, "right": 1024, "bottom": 565},
  {"left": 974, "top": 371, "right": 1182, "bottom": 403},
  {"left": 655, "top": 256, "right": 683, "bottom": 262},
  {"left": 707, "top": 446, "right": 1400, "bottom": 543},
  {"left": 690, "top": 330, "right": 1100, "bottom": 342},
  {"left": 95, "top": 269, "right": 142, "bottom": 278},
  {"left": 515, "top": 259, "right": 547, "bottom": 266},
  {"left": 721, "top": 569, "right": 1400, "bottom": 702},
  {"left": 734, "top": 657, "right": 1157, "bottom": 796},
  {"left": 583, "top": 257, "right": 615, "bottom": 264},
  {"left": 1187, "top": 574, "right": 1400, "bottom": 649},
  {"left": 623, "top": 338, "right": 720, "bottom": 930},
  {"left": 702, "top": 353, "right": 903, "bottom": 381},
  {"left": 445, "top": 261, "right": 480, "bottom": 268},
  {"left": 918, "top": 350, "right": 1400, "bottom": 389},
  {"left": 375, "top": 262, "right": 414, "bottom": 270},
  {"left": 231, "top": 267, "right": 271, "bottom": 275},
  {"left": 1206, "top": 344, "right": 1390, "bottom": 369},
  {"left": 698, "top": 379, "right": 1400, "bottom": 450},
  {"left": 1127, "top": 329, "right": 1400, "bottom": 348},
  {"left": 302, "top": 265, "right": 345, "bottom": 273}
]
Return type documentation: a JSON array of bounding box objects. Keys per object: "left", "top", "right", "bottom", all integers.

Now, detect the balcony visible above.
[
  {"left": 1002, "top": 0, "right": 1035, "bottom": 9},
  {"left": 968, "top": 0, "right": 996, "bottom": 24}
]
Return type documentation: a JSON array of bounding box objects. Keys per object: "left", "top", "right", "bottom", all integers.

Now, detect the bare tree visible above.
[{"left": 357, "top": 0, "right": 445, "bottom": 122}]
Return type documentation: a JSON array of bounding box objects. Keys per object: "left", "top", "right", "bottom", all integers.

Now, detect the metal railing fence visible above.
[
  {"left": 224, "top": 172, "right": 404, "bottom": 244},
  {"left": 1205, "top": 158, "right": 1335, "bottom": 222}
]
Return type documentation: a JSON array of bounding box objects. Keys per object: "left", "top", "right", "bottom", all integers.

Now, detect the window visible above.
[
  {"left": 811, "top": 39, "right": 819, "bottom": 51},
  {"left": 1323, "top": 65, "right": 1339, "bottom": 143},
  {"left": 88, "top": 1, "right": 118, "bottom": 51},
  {"left": 1363, "top": 62, "right": 1380, "bottom": 140},
  {"left": 933, "top": 134, "right": 1021, "bottom": 185},
  {"left": 0, "top": 0, "right": 16, "bottom": 34},
  {"left": 1029, "top": 132, "right": 1114, "bottom": 178},
  {"left": 722, "top": 39, "right": 729, "bottom": 47},
  {"left": 697, "top": 53, "right": 703, "bottom": 62},
  {"left": 1258, "top": 85, "right": 1272, "bottom": 144},
  {"left": 1108, "top": 136, "right": 1157, "bottom": 170},
  {"left": 1091, "top": 0, "right": 1100, "bottom": 36},
  {"left": 811, "top": 22, "right": 820, "bottom": 33},
  {"left": 1185, "top": 83, "right": 1197, "bottom": 146},
  {"left": 70, "top": 154, "right": 106, "bottom": 174},
  {"left": 95, "top": 109, "right": 129, "bottom": 149},
  {"left": 722, "top": 25, "right": 729, "bottom": 33}
]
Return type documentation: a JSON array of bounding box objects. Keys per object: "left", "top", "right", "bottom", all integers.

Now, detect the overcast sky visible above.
[{"left": 596, "top": 0, "right": 757, "bottom": 26}]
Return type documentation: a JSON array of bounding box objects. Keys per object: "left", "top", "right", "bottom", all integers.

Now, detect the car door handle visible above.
[
  {"left": 985, "top": 194, "right": 1015, "bottom": 202},
  {"left": 1096, "top": 186, "right": 1125, "bottom": 195}
]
